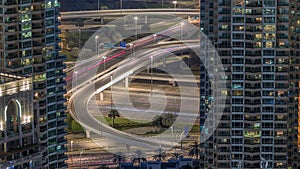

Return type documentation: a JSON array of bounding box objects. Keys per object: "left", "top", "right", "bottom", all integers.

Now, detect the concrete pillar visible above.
[
  {"left": 86, "top": 129, "right": 91, "bottom": 139},
  {"left": 99, "top": 92, "right": 104, "bottom": 101},
  {"left": 100, "top": 17, "right": 104, "bottom": 24},
  {"left": 19, "top": 125, "right": 22, "bottom": 147},
  {"left": 125, "top": 77, "right": 129, "bottom": 89},
  {"left": 4, "top": 142, "right": 7, "bottom": 152}
]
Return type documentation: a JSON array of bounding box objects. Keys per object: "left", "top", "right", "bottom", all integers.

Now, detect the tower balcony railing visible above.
[{"left": 2, "top": 0, "right": 17, "bottom": 6}]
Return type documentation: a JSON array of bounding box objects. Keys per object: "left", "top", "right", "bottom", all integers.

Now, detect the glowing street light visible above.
[
  {"left": 134, "top": 16, "right": 138, "bottom": 40},
  {"left": 153, "top": 34, "right": 157, "bottom": 43},
  {"left": 180, "top": 22, "right": 184, "bottom": 40},
  {"left": 150, "top": 56, "right": 153, "bottom": 94},
  {"left": 173, "top": 1, "right": 177, "bottom": 14},
  {"left": 0, "top": 121, "right": 3, "bottom": 130},
  {"left": 102, "top": 56, "right": 107, "bottom": 70},
  {"left": 95, "top": 35, "right": 99, "bottom": 56}
]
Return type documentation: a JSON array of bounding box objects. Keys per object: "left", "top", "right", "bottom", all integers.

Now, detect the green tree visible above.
[
  {"left": 188, "top": 141, "right": 200, "bottom": 159},
  {"left": 151, "top": 113, "right": 177, "bottom": 128},
  {"left": 113, "top": 152, "right": 125, "bottom": 168},
  {"left": 152, "top": 147, "right": 166, "bottom": 161},
  {"left": 161, "top": 113, "right": 176, "bottom": 128},
  {"left": 71, "top": 120, "right": 84, "bottom": 133},
  {"left": 171, "top": 151, "right": 182, "bottom": 160},
  {"left": 70, "top": 47, "right": 80, "bottom": 58},
  {"left": 67, "top": 114, "right": 73, "bottom": 131},
  {"left": 108, "top": 109, "right": 120, "bottom": 128},
  {"left": 132, "top": 150, "right": 146, "bottom": 166}
]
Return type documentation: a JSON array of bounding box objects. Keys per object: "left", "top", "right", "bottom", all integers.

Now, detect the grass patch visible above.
[
  {"left": 71, "top": 120, "right": 84, "bottom": 133},
  {"left": 96, "top": 116, "right": 200, "bottom": 136},
  {"left": 61, "top": 49, "right": 76, "bottom": 62},
  {"left": 98, "top": 117, "right": 150, "bottom": 131}
]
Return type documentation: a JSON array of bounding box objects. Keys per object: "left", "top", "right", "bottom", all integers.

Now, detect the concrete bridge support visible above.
[
  {"left": 125, "top": 77, "right": 129, "bottom": 89},
  {"left": 86, "top": 129, "right": 91, "bottom": 138},
  {"left": 99, "top": 92, "right": 104, "bottom": 101}
]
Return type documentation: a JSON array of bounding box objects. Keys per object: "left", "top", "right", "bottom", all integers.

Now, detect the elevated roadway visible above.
[
  {"left": 61, "top": 8, "right": 199, "bottom": 19},
  {"left": 68, "top": 44, "right": 200, "bottom": 149}
]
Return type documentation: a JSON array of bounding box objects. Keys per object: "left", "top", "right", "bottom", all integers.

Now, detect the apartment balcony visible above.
[
  {"left": 1, "top": 0, "right": 17, "bottom": 6},
  {"left": 6, "top": 54, "right": 18, "bottom": 60},
  {"left": 57, "top": 130, "right": 67, "bottom": 137},
  {"left": 56, "top": 64, "right": 66, "bottom": 70},
  {"left": 5, "top": 45, "right": 18, "bottom": 51},
  {"left": 57, "top": 121, "right": 67, "bottom": 129}
]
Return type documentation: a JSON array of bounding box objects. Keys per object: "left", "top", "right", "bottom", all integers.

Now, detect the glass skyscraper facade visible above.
[
  {"left": 200, "top": 0, "right": 300, "bottom": 168},
  {"left": 0, "top": 0, "right": 67, "bottom": 168}
]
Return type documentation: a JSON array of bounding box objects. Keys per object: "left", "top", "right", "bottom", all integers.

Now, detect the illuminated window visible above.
[
  {"left": 278, "top": 41, "right": 285, "bottom": 47},
  {"left": 221, "top": 90, "right": 228, "bottom": 96},
  {"left": 264, "top": 25, "right": 275, "bottom": 31},
  {"left": 245, "top": 9, "right": 252, "bottom": 14},
  {"left": 21, "top": 23, "right": 31, "bottom": 31},
  {"left": 255, "top": 34, "right": 262, "bottom": 40},
  {"left": 265, "top": 41, "right": 273, "bottom": 48},
  {"left": 221, "top": 24, "right": 229, "bottom": 30},
  {"left": 22, "top": 32, "right": 32, "bottom": 39},
  {"left": 233, "top": 8, "right": 244, "bottom": 15},
  {"left": 255, "top": 17, "right": 262, "bottom": 22},
  {"left": 276, "top": 131, "right": 284, "bottom": 137},
  {"left": 232, "top": 90, "right": 243, "bottom": 96},
  {"left": 254, "top": 123, "right": 260, "bottom": 128},
  {"left": 264, "top": 33, "right": 275, "bottom": 40},
  {"left": 263, "top": 58, "right": 273, "bottom": 64},
  {"left": 233, "top": 0, "right": 245, "bottom": 6},
  {"left": 19, "top": 14, "right": 31, "bottom": 22},
  {"left": 255, "top": 42, "right": 262, "bottom": 48}
]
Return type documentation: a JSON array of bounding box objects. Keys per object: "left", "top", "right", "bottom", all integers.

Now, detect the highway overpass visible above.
[{"left": 61, "top": 8, "right": 199, "bottom": 19}]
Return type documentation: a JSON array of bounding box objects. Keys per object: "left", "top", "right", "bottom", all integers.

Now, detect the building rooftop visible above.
[
  {"left": 0, "top": 73, "right": 32, "bottom": 97},
  {"left": 0, "top": 73, "right": 26, "bottom": 84}
]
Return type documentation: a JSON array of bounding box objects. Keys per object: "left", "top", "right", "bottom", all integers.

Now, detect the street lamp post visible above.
[
  {"left": 102, "top": 56, "right": 107, "bottom": 71},
  {"left": 80, "top": 150, "right": 83, "bottom": 169},
  {"left": 134, "top": 16, "right": 138, "bottom": 40},
  {"left": 120, "top": 0, "right": 123, "bottom": 10},
  {"left": 74, "top": 71, "right": 78, "bottom": 87},
  {"left": 150, "top": 56, "right": 153, "bottom": 95},
  {"left": 70, "top": 140, "right": 73, "bottom": 162},
  {"left": 180, "top": 130, "right": 184, "bottom": 150},
  {"left": 98, "top": 0, "right": 100, "bottom": 10},
  {"left": 180, "top": 22, "right": 184, "bottom": 40},
  {"left": 95, "top": 35, "right": 99, "bottom": 56},
  {"left": 78, "top": 26, "right": 81, "bottom": 48},
  {"left": 172, "top": 1, "right": 177, "bottom": 14},
  {"left": 161, "top": 0, "right": 164, "bottom": 8},
  {"left": 129, "top": 43, "right": 134, "bottom": 57},
  {"left": 110, "top": 75, "right": 113, "bottom": 110},
  {"left": 153, "top": 34, "right": 157, "bottom": 43}
]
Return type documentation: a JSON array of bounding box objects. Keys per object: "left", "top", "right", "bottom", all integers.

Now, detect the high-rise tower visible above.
[
  {"left": 200, "top": 0, "right": 300, "bottom": 168},
  {"left": 0, "top": 0, "right": 67, "bottom": 168}
]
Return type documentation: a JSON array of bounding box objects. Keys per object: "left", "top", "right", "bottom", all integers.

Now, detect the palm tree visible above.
[
  {"left": 188, "top": 141, "right": 200, "bottom": 159},
  {"left": 152, "top": 147, "right": 166, "bottom": 161},
  {"left": 171, "top": 151, "right": 182, "bottom": 160},
  {"left": 113, "top": 152, "right": 125, "bottom": 168},
  {"left": 132, "top": 150, "right": 147, "bottom": 166},
  {"left": 108, "top": 109, "right": 120, "bottom": 128}
]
